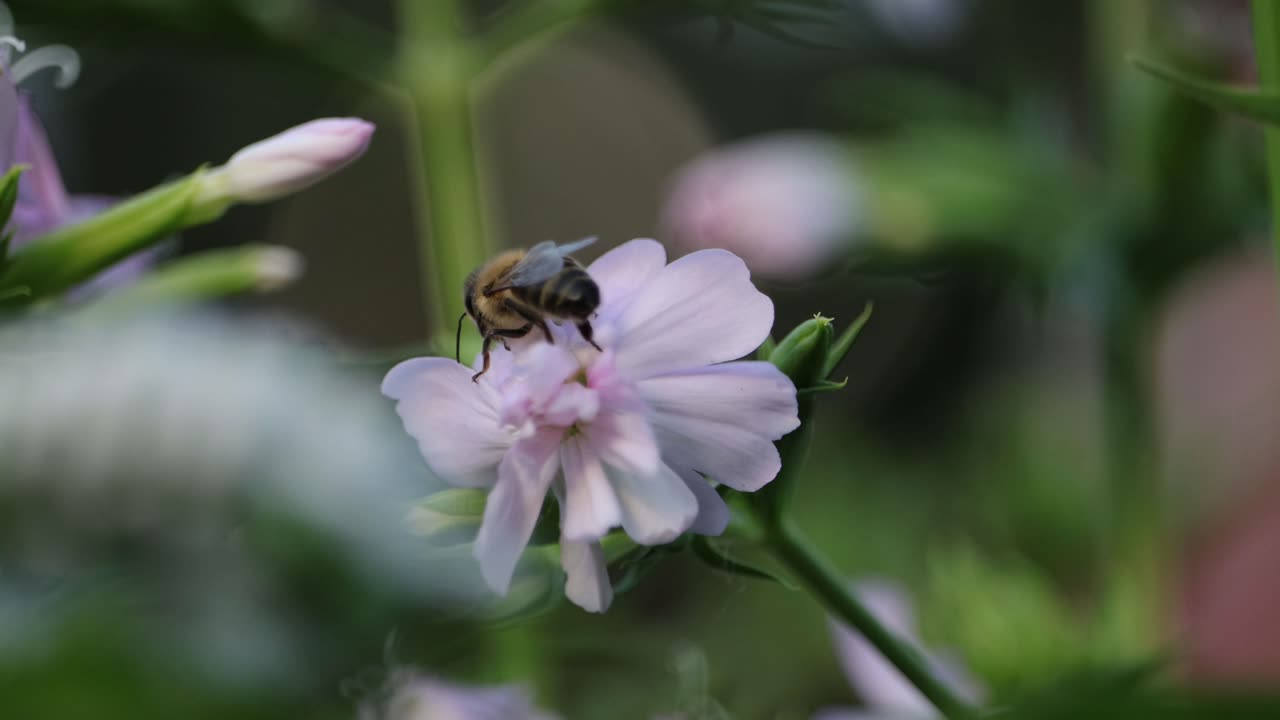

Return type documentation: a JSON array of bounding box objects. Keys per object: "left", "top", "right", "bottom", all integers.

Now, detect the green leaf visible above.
[
  {"left": 822, "top": 302, "right": 873, "bottom": 378},
  {"left": 690, "top": 535, "right": 797, "bottom": 589},
  {"left": 1131, "top": 53, "right": 1280, "bottom": 126}
]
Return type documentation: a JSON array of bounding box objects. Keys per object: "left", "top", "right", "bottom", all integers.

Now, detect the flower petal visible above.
[
  {"left": 611, "top": 249, "right": 774, "bottom": 378},
  {"left": 560, "top": 436, "right": 621, "bottom": 541},
  {"left": 580, "top": 408, "right": 660, "bottom": 476},
  {"left": 383, "top": 358, "right": 511, "bottom": 488},
  {"left": 607, "top": 461, "right": 697, "bottom": 545},
  {"left": 639, "top": 361, "right": 799, "bottom": 491},
  {"left": 473, "top": 428, "right": 563, "bottom": 595},
  {"left": 676, "top": 467, "right": 730, "bottom": 536},
  {"left": 560, "top": 538, "right": 613, "bottom": 613},
  {"left": 586, "top": 238, "right": 667, "bottom": 320}
]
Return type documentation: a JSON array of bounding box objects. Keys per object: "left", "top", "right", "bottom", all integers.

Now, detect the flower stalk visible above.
[
  {"left": 765, "top": 519, "right": 974, "bottom": 720},
  {"left": 396, "top": 0, "right": 492, "bottom": 334},
  {"left": 1254, "top": 1, "right": 1280, "bottom": 284}
]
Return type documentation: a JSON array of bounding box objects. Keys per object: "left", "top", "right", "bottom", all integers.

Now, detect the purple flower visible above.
[
  {"left": 383, "top": 239, "right": 800, "bottom": 612},
  {"left": 816, "top": 581, "right": 983, "bottom": 720},
  {"left": 0, "top": 8, "right": 153, "bottom": 295},
  {"left": 661, "top": 134, "right": 863, "bottom": 281}
]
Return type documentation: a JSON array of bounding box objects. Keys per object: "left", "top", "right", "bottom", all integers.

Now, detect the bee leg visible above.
[
  {"left": 503, "top": 298, "right": 555, "bottom": 345},
  {"left": 577, "top": 320, "right": 603, "bottom": 352},
  {"left": 472, "top": 336, "right": 493, "bottom": 383},
  {"left": 472, "top": 326, "right": 533, "bottom": 382}
]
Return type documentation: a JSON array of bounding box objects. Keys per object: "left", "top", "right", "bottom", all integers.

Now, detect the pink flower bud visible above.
[{"left": 220, "top": 118, "right": 374, "bottom": 203}]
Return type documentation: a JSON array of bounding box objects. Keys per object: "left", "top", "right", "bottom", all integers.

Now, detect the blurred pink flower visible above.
[
  {"left": 379, "top": 674, "right": 558, "bottom": 720},
  {"left": 661, "top": 133, "right": 862, "bottom": 281},
  {"left": 816, "top": 580, "right": 983, "bottom": 720},
  {"left": 384, "top": 239, "right": 799, "bottom": 612}
]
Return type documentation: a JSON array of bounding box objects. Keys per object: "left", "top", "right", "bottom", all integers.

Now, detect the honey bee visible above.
[{"left": 459, "top": 237, "right": 603, "bottom": 382}]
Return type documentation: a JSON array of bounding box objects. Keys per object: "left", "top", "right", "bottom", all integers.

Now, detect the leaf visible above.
[
  {"left": 690, "top": 535, "right": 797, "bottom": 589},
  {"left": 1131, "top": 53, "right": 1280, "bottom": 126},
  {"left": 821, "top": 301, "right": 873, "bottom": 378}
]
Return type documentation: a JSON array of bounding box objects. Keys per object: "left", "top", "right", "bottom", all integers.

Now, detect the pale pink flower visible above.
[
  {"left": 661, "top": 133, "right": 863, "bottom": 281},
  {"left": 377, "top": 674, "right": 558, "bottom": 720},
  {"left": 816, "top": 581, "right": 983, "bottom": 720},
  {"left": 383, "top": 239, "right": 799, "bottom": 612}
]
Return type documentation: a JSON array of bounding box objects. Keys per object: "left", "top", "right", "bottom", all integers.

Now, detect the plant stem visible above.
[
  {"left": 1255, "top": 1, "right": 1280, "bottom": 280},
  {"left": 766, "top": 520, "right": 975, "bottom": 720},
  {"left": 396, "top": 0, "right": 491, "bottom": 335}
]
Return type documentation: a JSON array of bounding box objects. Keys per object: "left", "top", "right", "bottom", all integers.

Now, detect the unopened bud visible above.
[
  {"left": 769, "top": 315, "right": 834, "bottom": 390},
  {"left": 199, "top": 118, "right": 375, "bottom": 206}
]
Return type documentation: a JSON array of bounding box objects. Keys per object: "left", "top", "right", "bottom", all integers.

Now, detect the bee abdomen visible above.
[{"left": 521, "top": 267, "right": 599, "bottom": 319}]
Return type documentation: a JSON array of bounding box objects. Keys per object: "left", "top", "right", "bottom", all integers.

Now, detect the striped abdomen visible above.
[{"left": 512, "top": 259, "right": 599, "bottom": 320}]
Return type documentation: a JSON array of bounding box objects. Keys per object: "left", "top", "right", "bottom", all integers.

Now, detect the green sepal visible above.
[
  {"left": 610, "top": 534, "right": 689, "bottom": 595},
  {"left": 0, "top": 170, "right": 210, "bottom": 302},
  {"left": 0, "top": 164, "right": 25, "bottom": 232},
  {"left": 755, "top": 333, "right": 777, "bottom": 361},
  {"left": 822, "top": 302, "right": 873, "bottom": 378},
  {"left": 768, "top": 314, "right": 834, "bottom": 390},
  {"left": 0, "top": 231, "right": 13, "bottom": 267},
  {"left": 690, "top": 535, "right": 797, "bottom": 589},
  {"left": 797, "top": 378, "right": 848, "bottom": 395},
  {"left": 406, "top": 488, "right": 487, "bottom": 546},
  {"left": 0, "top": 284, "right": 30, "bottom": 306},
  {"left": 1131, "top": 54, "right": 1280, "bottom": 126}
]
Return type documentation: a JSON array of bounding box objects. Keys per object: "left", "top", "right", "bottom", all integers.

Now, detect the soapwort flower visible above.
[
  {"left": 816, "top": 581, "right": 983, "bottom": 720},
  {"left": 384, "top": 239, "right": 800, "bottom": 612}
]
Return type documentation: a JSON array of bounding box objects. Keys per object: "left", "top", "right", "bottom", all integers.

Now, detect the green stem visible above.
[
  {"left": 396, "top": 0, "right": 491, "bottom": 335},
  {"left": 765, "top": 520, "right": 975, "bottom": 720},
  {"left": 1255, "top": 1, "right": 1280, "bottom": 278}
]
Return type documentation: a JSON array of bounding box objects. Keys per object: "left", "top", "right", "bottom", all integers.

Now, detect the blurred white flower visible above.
[
  {"left": 198, "top": 117, "right": 375, "bottom": 206},
  {"left": 378, "top": 674, "right": 558, "bottom": 720},
  {"left": 661, "top": 133, "right": 863, "bottom": 281},
  {"left": 815, "top": 580, "right": 983, "bottom": 720}
]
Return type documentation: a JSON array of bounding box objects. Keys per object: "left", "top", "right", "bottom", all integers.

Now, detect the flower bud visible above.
[
  {"left": 199, "top": 118, "right": 375, "bottom": 206},
  {"left": 769, "top": 314, "right": 835, "bottom": 390},
  {"left": 406, "top": 488, "right": 487, "bottom": 546}
]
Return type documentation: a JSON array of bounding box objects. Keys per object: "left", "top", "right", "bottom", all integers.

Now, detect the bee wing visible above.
[{"left": 504, "top": 237, "right": 598, "bottom": 288}]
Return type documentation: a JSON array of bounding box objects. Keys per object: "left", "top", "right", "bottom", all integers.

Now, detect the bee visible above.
[{"left": 458, "top": 237, "right": 603, "bottom": 382}]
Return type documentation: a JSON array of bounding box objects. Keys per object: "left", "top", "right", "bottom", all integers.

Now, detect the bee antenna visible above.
[{"left": 455, "top": 312, "right": 467, "bottom": 364}]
